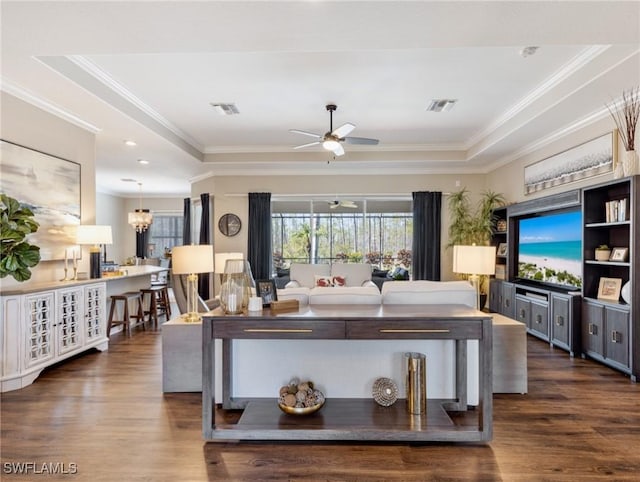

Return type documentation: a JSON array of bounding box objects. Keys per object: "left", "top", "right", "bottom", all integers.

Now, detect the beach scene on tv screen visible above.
[{"left": 518, "top": 210, "right": 582, "bottom": 288}]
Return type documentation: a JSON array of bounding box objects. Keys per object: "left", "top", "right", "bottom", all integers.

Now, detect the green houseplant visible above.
[
  {"left": 0, "top": 194, "right": 41, "bottom": 282},
  {"left": 447, "top": 189, "right": 506, "bottom": 300}
]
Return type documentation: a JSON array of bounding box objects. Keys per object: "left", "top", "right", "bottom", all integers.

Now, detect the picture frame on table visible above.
[
  {"left": 609, "top": 247, "right": 629, "bottom": 262},
  {"left": 256, "top": 279, "right": 278, "bottom": 306},
  {"left": 497, "top": 243, "right": 508, "bottom": 257},
  {"left": 597, "top": 277, "right": 622, "bottom": 301}
]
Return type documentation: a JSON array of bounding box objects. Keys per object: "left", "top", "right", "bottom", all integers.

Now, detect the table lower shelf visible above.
[{"left": 205, "top": 398, "right": 488, "bottom": 442}]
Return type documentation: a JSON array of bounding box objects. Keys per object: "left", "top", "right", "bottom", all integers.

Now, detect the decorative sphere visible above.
[{"left": 621, "top": 281, "right": 631, "bottom": 305}]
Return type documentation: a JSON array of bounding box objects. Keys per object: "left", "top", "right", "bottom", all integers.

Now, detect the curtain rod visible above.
[{"left": 223, "top": 192, "right": 451, "bottom": 198}]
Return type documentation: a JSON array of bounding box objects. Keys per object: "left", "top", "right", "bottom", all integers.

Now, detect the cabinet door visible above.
[
  {"left": 604, "top": 306, "right": 630, "bottom": 368},
  {"left": 550, "top": 294, "right": 570, "bottom": 347},
  {"left": 24, "top": 292, "right": 55, "bottom": 368},
  {"left": 501, "top": 282, "right": 515, "bottom": 318},
  {"left": 489, "top": 280, "right": 501, "bottom": 313},
  {"left": 582, "top": 301, "right": 604, "bottom": 357},
  {"left": 84, "top": 283, "right": 106, "bottom": 343},
  {"left": 530, "top": 300, "right": 549, "bottom": 340},
  {"left": 515, "top": 296, "right": 530, "bottom": 327},
  {"left": 56, "top": 287, "right": 84, "bottom": 356}
]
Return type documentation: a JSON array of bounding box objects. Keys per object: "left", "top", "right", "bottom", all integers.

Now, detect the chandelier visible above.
[{"left": 128, "top": 182, "right": 153, "bottom": 233}]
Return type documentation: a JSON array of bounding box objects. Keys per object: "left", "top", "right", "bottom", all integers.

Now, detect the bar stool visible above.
[
  {"left": 151, "top": 282, "right": 172, "bottom": 319},
  {"left": 140, "top": 286, "right": 164, "bottom": 329},
  {"left": 107, "top": 292, "right": 144, "bottom": 337}
]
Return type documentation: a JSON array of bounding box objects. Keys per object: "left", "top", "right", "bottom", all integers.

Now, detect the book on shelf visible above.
[{"left": 605, "top": 198, "right": 628, "bottom": 223}]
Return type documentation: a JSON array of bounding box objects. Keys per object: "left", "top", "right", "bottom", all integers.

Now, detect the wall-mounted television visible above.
[{"left": 517, "top": 209, "right": 582, "bottom": 290}]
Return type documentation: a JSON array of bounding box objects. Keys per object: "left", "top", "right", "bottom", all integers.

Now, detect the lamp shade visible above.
[
  {"left": 453, "top": 245, "right": 496, "bottom": 275},
  {"left": 76, "top": 225, "right": 113, "bottom": 245},
  {"left": 172, "top": 245, "right": 214, "bottom": 275},
  {"left": 214, "top": 252, "right": 243, "bottom": 274}
]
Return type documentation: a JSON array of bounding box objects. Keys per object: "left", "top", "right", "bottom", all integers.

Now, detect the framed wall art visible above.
[
  {"left": 0, "top": 140, "right": 81, "bottom": 260},
  {"left": 524, "top": 131, "right": 616, "bottom": 195},
  {"left": 597, "top": 277, "right": 622, "bottom": 301}
]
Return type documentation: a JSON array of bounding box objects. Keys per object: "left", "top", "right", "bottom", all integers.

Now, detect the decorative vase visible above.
[
  {"left": 622, "top": 150, "right": 637, "bottom": 177},
  {"left": 220, "top": 272, "right": 250, "bottom": 314},
  {"left": 621, "top": 281, "right": 631, "bottom": 305},
  {"left": 595, "top": 249, "right": 611, "bottom": 261}
]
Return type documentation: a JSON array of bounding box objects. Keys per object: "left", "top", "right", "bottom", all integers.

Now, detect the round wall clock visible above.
[{"left": 218, "top": 213, "right": 241, "bottom": 237}]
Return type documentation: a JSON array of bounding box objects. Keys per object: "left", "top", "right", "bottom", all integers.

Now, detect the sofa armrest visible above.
[{"left": 284, "top": 280, "right": 301, "bottom": 289}]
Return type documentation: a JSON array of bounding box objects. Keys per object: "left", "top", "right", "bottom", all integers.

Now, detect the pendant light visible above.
[{"left": 128, "top": 182, "right": 153, "bottom": 233}]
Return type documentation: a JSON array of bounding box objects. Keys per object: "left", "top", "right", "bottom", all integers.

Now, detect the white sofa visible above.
[{"left": 278, "top": 263, "right": 381, "bottom": 305}]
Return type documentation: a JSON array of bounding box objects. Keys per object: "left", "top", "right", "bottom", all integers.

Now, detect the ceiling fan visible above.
[
  {"left": 329, "top": 199, "right": 358, "bottom": 209},
  {"left": 290, "top": 104, "right": 379, "bottom": 156}
]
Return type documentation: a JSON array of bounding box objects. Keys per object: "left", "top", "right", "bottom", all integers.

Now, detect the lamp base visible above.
[
  {"left": 181, "top": 312, "right": 202, "bottom": 323},
  {"left": 89, "top": 249, "right": 102, "bottom": 279}
]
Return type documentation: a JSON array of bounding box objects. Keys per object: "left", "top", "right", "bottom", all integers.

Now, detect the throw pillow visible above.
[
  {"left": 332, "top": 275, "right": 346, "bottom": 287},
  {"left": 315, "top": 275, "right": 333, "bottom": 287}
]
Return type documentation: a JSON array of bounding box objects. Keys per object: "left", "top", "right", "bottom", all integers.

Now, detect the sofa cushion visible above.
[
  {"left": 315, "top": 275, "right": 334, "bottom": 287},
  {"left": 330, "top": 263, "right": 372, "bottom": 287},
  {"left": 381, "top": 280, "right": 476, "bottom": 307},
  {"left": 309, "top": 286, "right": 382, "bottom": 305},
  {"left": 289, "top": 263, "right": 331, "bottom": 289}
]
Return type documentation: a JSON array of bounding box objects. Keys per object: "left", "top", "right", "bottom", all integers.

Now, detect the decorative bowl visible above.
[{"left": 278, "top": 400, "right": 324, "bottom": 415}]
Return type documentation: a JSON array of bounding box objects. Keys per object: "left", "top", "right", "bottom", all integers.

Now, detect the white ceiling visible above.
[{"left": 2, "top": 1, "right": 639, "bottom": 197}]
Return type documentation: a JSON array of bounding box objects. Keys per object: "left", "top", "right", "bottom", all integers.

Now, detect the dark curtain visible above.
[
  {"left": 248, "top": 192, "right": 272, "bottom": 280},
  {"left": 182, "top": 197, "right": 191, "bottom": 245},
  {"left": 412, "top": 191, "right": 442, "bottom": 281},
  {"left": 135, "top": 230, "right": 149, "bottom": 258},
  {"left": 198, "top": 193, "right": 211, "bottom": 299}
]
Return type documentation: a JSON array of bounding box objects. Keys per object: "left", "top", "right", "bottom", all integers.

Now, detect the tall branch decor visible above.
[{"left": 606, "top": 86, "right": 640, "bottom": 176}]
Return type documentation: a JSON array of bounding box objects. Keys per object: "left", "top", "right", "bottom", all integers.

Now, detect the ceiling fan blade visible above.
[
  {"left": 343, "top": 136, "right": 379, "bottom": 145},
  {"left": 332, "top": 143, "right": 345, "bottom": 156},
  {"left": 289, "top": 129, "right": 322, "bottom": 139},
  {"left": 293, "top": 141, "right": 321, "bottom": 150},
  {"left": 332, "top": 122, "right": 355, "bottom": 138},
  {"left": 329, "top": 202, "right": 339, "bottom": 209},
  {"left": 341, "top": 201, "right": 358, "bottom": 208}
]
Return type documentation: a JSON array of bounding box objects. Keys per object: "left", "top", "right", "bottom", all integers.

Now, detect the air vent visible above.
[
  {"left": 210, "top": 103, "right": 240, "bottom": 115},
  {"left": 426, "top": 99, "right": 457, "bottom": 112}
]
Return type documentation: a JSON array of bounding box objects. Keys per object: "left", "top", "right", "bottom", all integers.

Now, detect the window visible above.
[
  {"left": 148, "top": 214, "right": 183, "bottom": 257},
  {"left": 272, "top": 198, "right": 412, "bottom": 271}
]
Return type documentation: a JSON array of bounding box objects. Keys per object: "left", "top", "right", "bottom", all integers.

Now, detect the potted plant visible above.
[
  {"left": 0, "top": 194, "right": 41, "bottom": 282},
  {"left": 448, "top": 189, "right": 506, "bottom": 305},
  {"left": 606, "top": 86, "right": 639, "bottom": 177},
  {"left": 595, "top": 244, "right": 611, "bottom": 262}
]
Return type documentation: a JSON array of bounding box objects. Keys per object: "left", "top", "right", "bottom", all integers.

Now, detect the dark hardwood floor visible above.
[{"left": 1, "top": 325, "right": 639, "bottom": 481}]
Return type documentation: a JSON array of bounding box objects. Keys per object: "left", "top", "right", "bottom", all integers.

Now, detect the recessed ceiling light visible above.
[
  {"left": 210, "top": 103, "right": 240, "bottom": 115},
  {"left": 124, "top": 140, "right": 137, "bottom": 146},
  {"left": 121, "top": 178, "right": 137, "bottom": 182},
  {"left": 426, "top": 99, "right": 457, "bottom": 112},
  {"left": 137, "top": 159, "right": 149, "bottom": 165}
]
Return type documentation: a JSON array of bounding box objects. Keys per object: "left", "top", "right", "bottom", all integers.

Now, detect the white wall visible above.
[
  {"left": 192, "top": 173, "right": 488, "bottom": 282},
  {"left": 0, "top": 92, "right": 96, "bottom": 288}
]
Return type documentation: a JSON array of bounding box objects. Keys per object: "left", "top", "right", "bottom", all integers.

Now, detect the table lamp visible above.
[
  {"left": 453, "top": 244, "right": 496, "bottom": 310},
  {"left": 172, "top": 244, "right": 214, "bottom": 322},
  {"left": 76, "top": 225, "right": 113, "bottom": 279}
]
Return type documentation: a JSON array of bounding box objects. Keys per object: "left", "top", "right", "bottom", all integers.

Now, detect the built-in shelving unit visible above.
[{"left": 581, "top": 175, "right": 638, "bottom": 380}]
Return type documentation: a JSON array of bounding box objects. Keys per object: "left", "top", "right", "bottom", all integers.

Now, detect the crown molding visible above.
[{"left": 1, "top": 77, "right": 101, "bottom": 134}]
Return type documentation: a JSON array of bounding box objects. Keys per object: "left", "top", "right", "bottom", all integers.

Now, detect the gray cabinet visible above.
[
  {"left": 490, "top": 280, "right": 516, "bottom": 319},
  {"left": 550, "top": 292, "right": 581, "bottom": 356},
  {"left": 581, "top": 298, "right": 630, "bottom": 373},
  {"left": 515, "top": 294, "right": 549, "bottom": 341}
]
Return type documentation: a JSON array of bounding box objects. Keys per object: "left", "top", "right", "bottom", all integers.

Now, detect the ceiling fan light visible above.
[{"left": 323, "top": 139, "right": 340, "bottom": 151}]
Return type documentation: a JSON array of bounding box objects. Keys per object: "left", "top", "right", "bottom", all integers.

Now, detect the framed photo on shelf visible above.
[
  {"left": 609, "top": 247, "right": 629, "bottom": 262},
  {"left": 495, "top": 264, "right": 506, "bottom": 280},
  {"left": 256, "top": 279, "right": 278, "bottom": 306},
  {"left": 497, "top": 243, "right": 508, "bottom": 257},
  {"left": 597, "top": 277, "right": 622, "bottom": 301}
]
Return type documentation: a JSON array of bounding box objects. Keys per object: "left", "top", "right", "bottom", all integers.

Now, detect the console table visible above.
[{"left": 202, "top": 304, "right": 493, "bottom": 442}]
